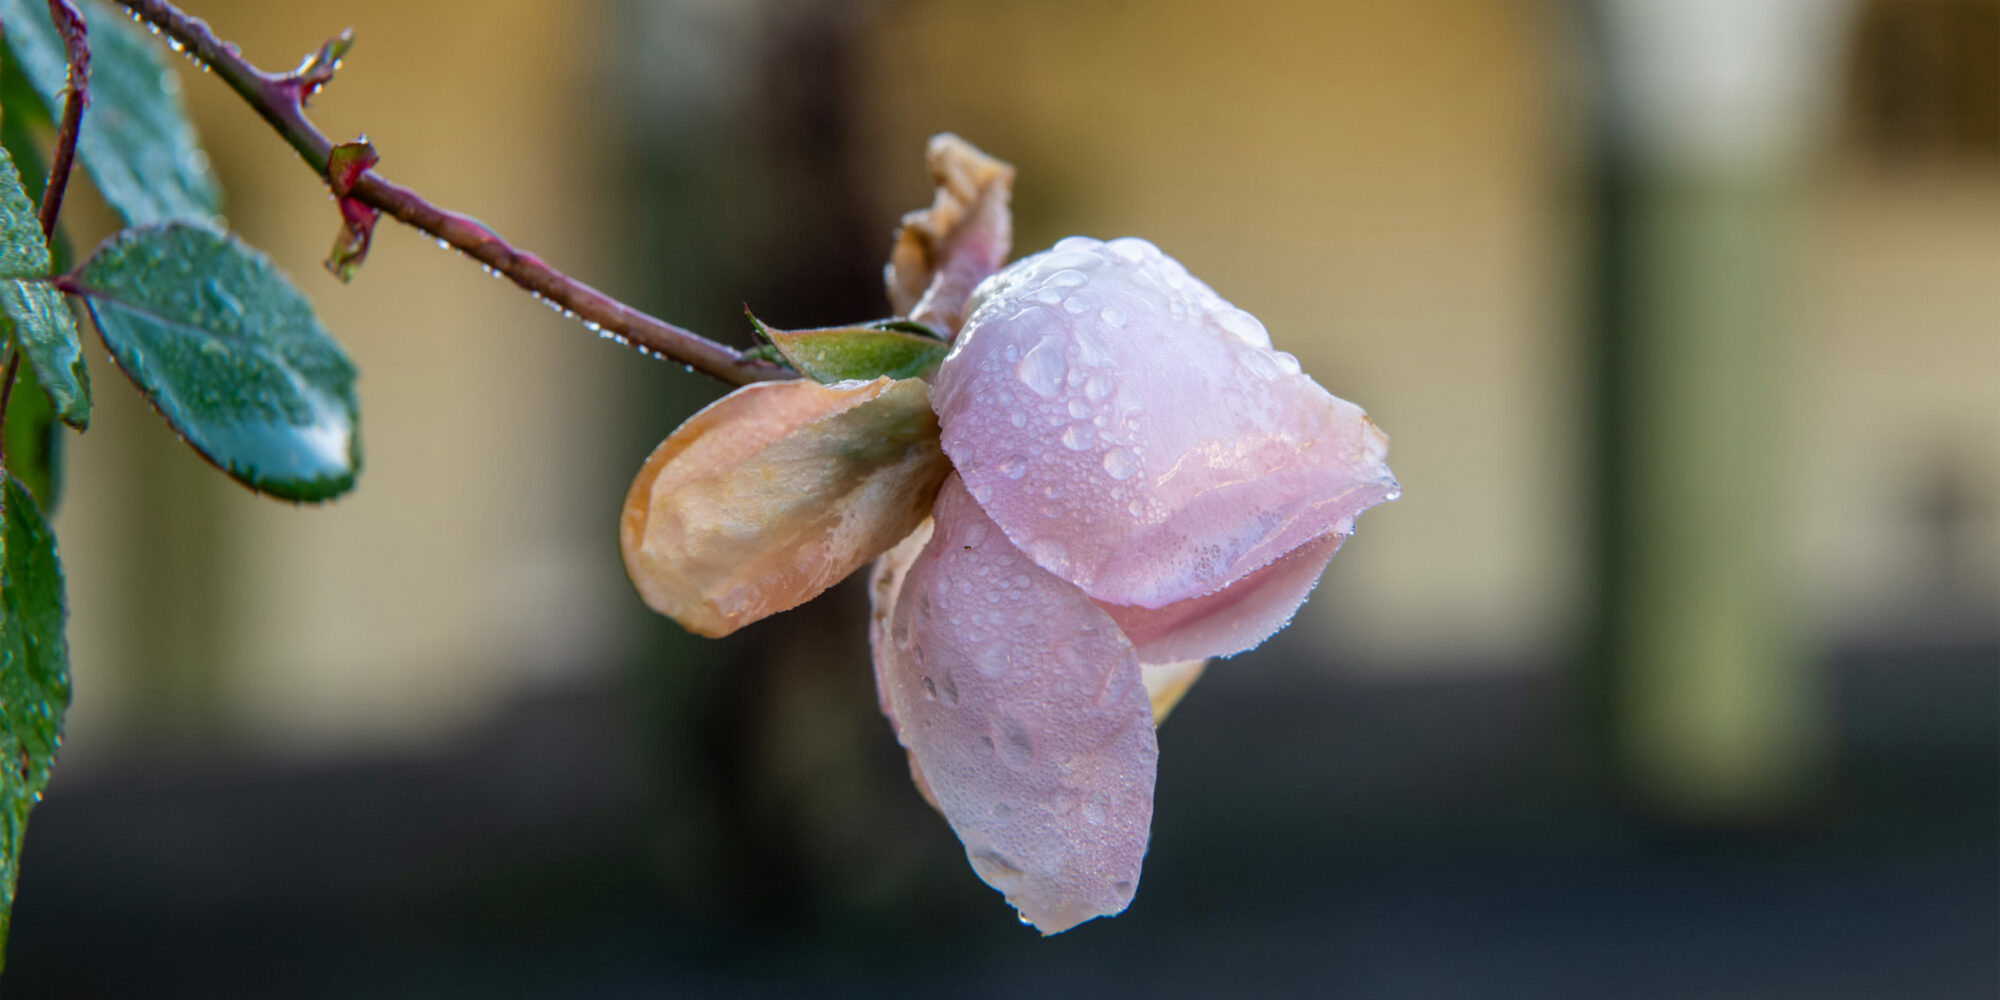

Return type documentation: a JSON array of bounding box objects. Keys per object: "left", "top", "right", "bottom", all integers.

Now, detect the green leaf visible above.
[
  {"left": 748, "top": 314, "right": 949, "bottom": 384},
  {"left": 0, "top": 474, "right": 69, "bottom": 972},
  {"left": 4, "top": 375, "right": 62, "bottom": 512},
  {"left": 0, "top": 144, "right": 85, "bottom": 428},
  {"left": 0, "top": 0, "right": 222, "bottom": 225},
  {"left": 0, "top": 90, "right": 76, "bottom": 273},
  {"left": 75, "top": 223, "right": 361, "bottom": 501}
]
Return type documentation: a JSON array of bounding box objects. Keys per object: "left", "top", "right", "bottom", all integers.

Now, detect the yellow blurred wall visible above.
[
  {"left": 860, "top": 0, "right": 1583, "bottom": 666},
  {"left": 44, "top": 0, "right": 1999, "bottom": 762},
  {"left": 58, "top": 0, "right": 636, "bottom": 763}
]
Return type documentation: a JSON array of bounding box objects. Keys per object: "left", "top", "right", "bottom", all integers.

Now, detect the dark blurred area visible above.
[{"left": 8, "top": 0, "right": 1998, "bottom": 996}]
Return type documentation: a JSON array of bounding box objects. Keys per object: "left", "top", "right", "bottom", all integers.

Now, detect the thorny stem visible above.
[
  {"left": 38, "top": 0, "right": 87, "bottom": 239},
  {"left": 2, "top": 0, "right": 89, "bottom": 455},
  {"left": 107, "top": 0, "right": 798, "bottom": 387}
]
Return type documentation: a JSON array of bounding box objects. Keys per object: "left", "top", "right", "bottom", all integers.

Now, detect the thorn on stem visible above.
[{"left": 292, "top": 26, "right": 354, "bottom": 105}]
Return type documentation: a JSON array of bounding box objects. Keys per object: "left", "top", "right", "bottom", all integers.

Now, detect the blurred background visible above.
[{"left": 7, "top": 0, "right": 1996, "bottom": 995}]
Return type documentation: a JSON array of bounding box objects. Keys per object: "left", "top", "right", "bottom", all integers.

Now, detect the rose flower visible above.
[{"left": 620, "top": 136, "right": 1397, "bottom": 934}]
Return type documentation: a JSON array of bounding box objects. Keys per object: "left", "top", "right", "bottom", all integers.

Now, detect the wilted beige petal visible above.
[
  {"left": 884, "top": 134, "right": 1015, "bottom": 335},
  {"left": 621, "top": 377, "right": 948, "bottom": 637},
  {"left": 1142, "top": 659, "right": 1207, "bottom": 725}
]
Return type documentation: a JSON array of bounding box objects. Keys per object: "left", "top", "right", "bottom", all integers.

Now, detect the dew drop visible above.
[
  {"left": 1009, "top": 411, "right": 1027, "bottom": 428},
  {"left": 973, "top": 641, "right": 1011, "bottom": 678},
  {"left": 1214, "top": 308, "right": 1268, "bottom": 346},
  {"left": 921, "top": 677, "right": 938, "bottom": 701},
  {"left": 1082, "top": 791, "right": 1111, "bottom": 825},
  {"left": 1067, "top": 398, "right": 1090, "bottom": 419},
  {"left": 1100, "top": 306, "right": 1127, "bottom": 328},
  {"left": 1102, "top": 448, "right": 1136, "bottom": 480},
  {"left": 999, "top": 455, "right": 1028, "bottom": 480},
  {"left": 1060, "top": 424, "right": 1093, "bottom": 451},
  {"left": 1030, "top": 539, "right": 1068, "bottom": 568},
  {"left": 1062, "top": 296, "right": 1088, "bottom": 315},
  {"left": 1084, "top": 375, "right": 1113, "bottom": 402},
  {"left": 1014, "top": 338, "right": 1065, "bottom": 399},
  {"left": 1109, "top": 238, "right": 1153, "bottom": 262},
  {"left": 1240, "top": 347, "right": 1282, "bottom": 381},
  {"left": 960, "top": 520, "right": 989, "bottom": 548},
  {"left": 1038, "top": 249, "right": 1100, "bottom": 272},
  {"left": 1045, "top": 268, "right": 1088, "bottom": 288},
  {"left": 994, "top": 718, "right": 1035, "bottom": 770}
]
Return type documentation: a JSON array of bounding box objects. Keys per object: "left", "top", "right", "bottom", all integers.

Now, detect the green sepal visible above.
[{"left": 746, "top": 312, "right": 949, "bottom": 384}]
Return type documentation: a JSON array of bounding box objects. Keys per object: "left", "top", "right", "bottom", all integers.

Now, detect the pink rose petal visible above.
[
  {"left": 869, "top": 519, "right": 942, "bottom": 811},
  {"left": 931, "top": 237, "right": 1399, "bottom": 610},
  {"left": 874, "top": 475, "right": 1158, "bottom": 934},
  {"left": 1098, "top": 532, "right": 1344, "bottom": 664}
]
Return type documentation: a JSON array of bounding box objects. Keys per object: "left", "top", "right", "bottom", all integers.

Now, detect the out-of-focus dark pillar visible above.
[{"left": 1580, "top": 0, "right": 1858, "bottom": 819}]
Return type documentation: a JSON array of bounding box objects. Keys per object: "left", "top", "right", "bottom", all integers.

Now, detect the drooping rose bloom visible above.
[{"left": 620, "top": 136, "right": 1397, "bottom": 934}]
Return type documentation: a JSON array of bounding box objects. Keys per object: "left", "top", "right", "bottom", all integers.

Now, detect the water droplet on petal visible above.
[
  {"left": 1240, "top": 347, "right": 1282, "bottom": 381},
  {"left": 1102, "top": 448, "right": 1136, "bottom": 480},
  {"left": 1061, "top": 424, "right": 1093, "bottom": 451},
  {"left": 994, "top": 718, "right": 1035, "bottom": 769},
  {"left": 1109, "top": 238, "right": 1154, "bottom": 262},
  {"left": 1214, "top": 307, "right": 1268, "bottom": 345},
  {"left": 1015, "top": 338, "right": 1065, "bottom": 399},
  {"left": 1100, "top": 306, "right": 1127, "bottom": 328},
  {"left": 960, "top": 520, "right": 989, "bottom": 547},
  {"left": 1082, "top": 791, "right": 1111, "bottom": 825},
  {"left": 999, "top": 455, "right": 1028, "bottom": 479},
  {"left": 1084, "top": 375, "right": 1113, "bottom": 402},
  {"left": 973, "top": 641, "right": 1011, "bottom": 678}
]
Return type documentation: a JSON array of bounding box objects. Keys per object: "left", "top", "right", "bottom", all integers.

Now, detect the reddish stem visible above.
[
  {"left": 2, "top": 1, "right": 89, "bottom": 451},
  {"left": 37, "top": 0, "right": 87, "bottom": 240},
  {"left": 106, "top": 0, "right": 796, "bottom": 387}
]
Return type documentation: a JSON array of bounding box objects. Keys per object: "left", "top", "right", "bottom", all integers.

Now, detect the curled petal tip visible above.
[{"left": 885, "top": 135, "right": 1016, "bottom": 336}]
